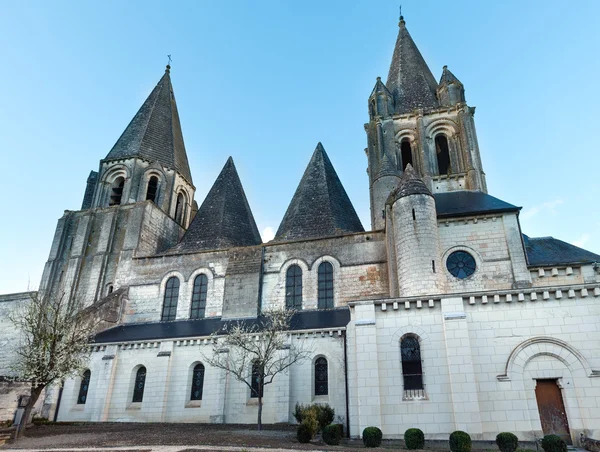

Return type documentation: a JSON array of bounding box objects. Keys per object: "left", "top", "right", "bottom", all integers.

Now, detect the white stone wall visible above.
[{"left": 57, "top": 332, "right": 347, "bottom": 426}]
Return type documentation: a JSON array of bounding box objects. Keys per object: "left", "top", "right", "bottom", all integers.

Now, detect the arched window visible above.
[
  {"left": 161, "top": 277, "right": 180, "bottom": 321},
  {"left": 435, "top": 134, "right": 451, "bottom": 175},
  {"left": 400, "top": 140, "right": 413, "bottom": 170},
  {"left": 401, "top": 336, "right": 424, "bottom": 391},
  {"left": 315, "top": 357, "right": 328, "bottom": 396},
  {"left": 132, "top": 366, "right": 146, "bottom": 403},
  {"left": 317, "top": 262, "right": 334, "bottom": 309},
  {"left": 190, "top": 363, "right": 205, "bottom": 401},
  {"left": 190, "top": 274, "right": 208, "bottom": 319},
  {"left": 285, "top": 265, "right": 302, "bottom": 310},
  {"left": 250, "top": 361, "right": 263, "bottom": 398},
  {"left": 175, "top": 192, "right": 186, "bottom": 225},
  {"left": 109, "top": 176, "right": 125, "bottom": 206},
  {"left": 77, "top": 369, "right": 91, "bottom": 404},
  {"left": 146, "top": 176, "right": 159, "bottom": 203}
]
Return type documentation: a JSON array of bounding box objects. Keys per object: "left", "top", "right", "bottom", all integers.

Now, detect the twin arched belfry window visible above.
[
  {"left": 435, "top": 134, "right": 451, "bottom": 175},
  {"left": 146, "top": 176, "right": 159, "bottom": 203},
  {"left": 109, "top": 177, "right": 125, "bottom": 206},
  {"left": 400, "top": 336, "right": 424, "bottom": 391}
]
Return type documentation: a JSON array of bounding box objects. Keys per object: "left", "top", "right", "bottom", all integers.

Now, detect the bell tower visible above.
[{"left": 366, "top": 15, "right": 487, "bottom": 231}]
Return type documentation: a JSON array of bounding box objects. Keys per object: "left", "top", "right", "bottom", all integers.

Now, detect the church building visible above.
[{"left": 1, "top": 14, "right": 600, "bottom": 444}]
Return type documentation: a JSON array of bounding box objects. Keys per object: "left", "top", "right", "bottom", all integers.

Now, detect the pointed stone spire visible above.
[
  {"left": 386, "top": 16, "right": 439, "bottom": 114},
  {"left": 275, "top": 143, "right": 364, "bottom": 241},
  {"left": 387, "top": 163, "right": 432, "bottom": 205},
  {"left": 437, "top": 65, "right": 466, "bottom": 106},
  {"left": 369, "top": 77, "right": 395, "bottom": 118},
  {"left": 173, "top": 157, "right": 261, "bottom": 252},
  {"left": 104, "top": 66, "right": 193, "bottom": 184}
]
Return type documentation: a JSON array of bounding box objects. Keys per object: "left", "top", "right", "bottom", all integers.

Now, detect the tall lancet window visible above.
[
  {"left": 77, "top": 369, "right": 91, "bottom": 404},
  {"left": 315, "top": 357, "right": 328, "bottom": 396},
  {"left": 132, "top": 366, "right": 146, "bottom": 403},
  {"left": 400, "top": 140, "right": 413, "bottom": 170},
  {"left": 401, "top": 335, "right": 424, "bottom": 391},
  {"left": 175, "top": 192, "right": 186, "bottom": 225},
  {"left": 109, "top": 177, "right": 125, "bottom": 206},
  {"left": 317, "top": 262, "right": 334, "bottom": 309},
  {"left": 285, "top": 265, "right": 302, "bottom": 310},
  {"left": 146, "top": 176, "right": 158, "bottom": 203},
  {"left": 190, "top": 274, "right": 208, "bottom": 319},
  {"left": 435, "top": 135, "right": 451, "bottom": 175},
  {"left": 161, "top": 277, "right": 180, "bottom": 321}
]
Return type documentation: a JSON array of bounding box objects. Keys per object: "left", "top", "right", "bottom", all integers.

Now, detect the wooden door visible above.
[{"left": 535, "top": 379, "right": 571, "bottom": 444}]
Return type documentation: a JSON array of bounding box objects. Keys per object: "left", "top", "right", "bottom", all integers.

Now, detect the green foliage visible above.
[
  {"left": 496, "top": 432, "right": 519, "bottom": 452},
  {"left": 405, "top": 428, "right": 425, "bottom": 449},
  {"left": 449, "top": 431, "right": 472, "bottom": 452},
  {"left": 323, "top": 424, "right": 342, "bottom": 446},
  {"left": 333, "top": 423, "right": 344, "bottom": 438},
  {"left": 293, "top": 402, "right": 335, "bottom": 431},
  {"left": 297, "top": 423, "right": 313, "bottom": 443},
  {"left": 541, "top": 435, "right": 567, "bottom": 452},
  {"left": 363, "top": 427, "right": 383, "bottom": 448}
]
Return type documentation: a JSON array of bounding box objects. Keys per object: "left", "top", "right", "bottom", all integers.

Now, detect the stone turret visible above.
[
  {"left": 386, "top": 165, "right": 445, "bottom": 297},
  {"left": 437, "top": 66, "right": 465, "bottom": 107}
]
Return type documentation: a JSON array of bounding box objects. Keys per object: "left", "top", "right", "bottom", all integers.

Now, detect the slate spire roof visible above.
[
  {"left": 386, "top": 17, "right": 439, "bottom": 114},
  {"left": 387, "top": 164, "right": 432, "bottom": 205},
  {"left": 104, "top": 66, "right": 193, "bottom": 184},
  {"left": 172, "top": 157, "right": 262, "bottom": 252},
  {"left": 275, "top": 143, "right": 364, "bottom": 242},
  {"left": 439, "top": 65, "right": 462, "bottom": 87}
]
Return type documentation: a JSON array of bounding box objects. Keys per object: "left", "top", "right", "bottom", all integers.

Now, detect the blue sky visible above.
[{"left": 1, "top": 0, "right": 599, "bottom": 294}]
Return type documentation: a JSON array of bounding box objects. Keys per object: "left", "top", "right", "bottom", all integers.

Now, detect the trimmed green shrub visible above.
[
  {"left": 292, "top": 402, "right": 335, "bottom": 432},
  {"left": 297, "top": 423, "right": 313, "bottom": 443},
  {"left": 293, "top": 402, "right": 305, "bottom": 424},
  {"left": 405, "top": 428, "right": 425, "bottom": 450},
  {"left": 323, "top": 424, "right": 342, "bottom": 446},
  {"left": 449, "top": 431, "right": 472, "bottom": 452},
  {"left": 541, "top": 435, "right": 567, "bottom": 452},
  {"left": 333, "top": 423, "right": 344, "bottom": 438},
  {"left": 363, "top": 427, "right": 383, "bottom": 448},
  {"left": 496, "top": 432, "right": 519, "bottom": 452}
]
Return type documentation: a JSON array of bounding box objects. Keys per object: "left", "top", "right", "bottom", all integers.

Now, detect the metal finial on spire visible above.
[
  {"left": 399, "top": 4, "right": 405, "bottom": 26},
  {"left": 399, "top": 5, "right": 402, "bottom": 19},
  {"left": 166, "top": 54, "right": 172, "bottom": 72}
]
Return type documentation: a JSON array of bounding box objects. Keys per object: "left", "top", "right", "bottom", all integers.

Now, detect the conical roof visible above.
[
  {"left": 104, "top": 66, "right": 193, "bottom": 184},
  {"left": 387, "top": 164, "right": 432, "bottom": 205},
  {"left": 386, "top": 17, "right": 439, "bottom": 114},
  {"left": 173, "top": 157, "right": 261, "bottom": 252},
  {"left": 439, "top": 65, "right": 462, "bottom": 87},
  {"left": 275, "top": 143, "right": 364, "bottom": 241},
  {"left": 370, "top": 77, "right": 393, "bottom": 98}
]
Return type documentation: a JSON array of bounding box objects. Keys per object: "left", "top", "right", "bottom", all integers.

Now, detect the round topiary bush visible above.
[
  {"left": 496, "top": 432, "right": 519, "bottom": 452},
  {"left": 541, "top": 435, "right": 567, "bottom": 452},
  {"left": 297, "top": 423, "right": 313, "bottom": 443},
  {"left": 449, "top": 431, "right": 472, "bottom": 452},
  {"left": 405, "top": 428, "right": 425, "bottom": 450},
  {"left": 323, "top": 424, "right": 342, "bottom": 446},
  {"left": 363, "top": 427, "right": 383, "bottom": 448}
]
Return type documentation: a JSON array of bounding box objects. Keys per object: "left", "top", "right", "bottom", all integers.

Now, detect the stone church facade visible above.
[{"left": 1, "top": 15, "right": 600, "bottom": 443}]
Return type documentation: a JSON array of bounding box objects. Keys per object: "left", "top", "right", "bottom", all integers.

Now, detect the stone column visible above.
[
  {"left": 441, "top": 297, "right": 483, "bottom": 437},
  {"left": 213, "top": 348, "right": 229, "bottom": 423},
  {"left": 158, "top": 341, "right": 175, "bottom": 422}
]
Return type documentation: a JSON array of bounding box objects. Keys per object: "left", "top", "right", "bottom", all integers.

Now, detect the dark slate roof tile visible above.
[
  {"left": 275, "top": 143, "right": 364, "bottom": 241},
  {"left": 104, "top": 67, "right": 193, "bottom": 184},
  {"left": 171, "top": 157, "right": 261, "bottom": 252},
  {"left": 386, "top": 18, "right": 439, "bottom": 114},
  {"left": 434, "top": 191, "right": 520, "bottom": 218},
  {"left": 523, "top": 235, "right": 600, "bottom": 267},
  {"left": 93, "top": 308, "right": 351, "bottom": 343}
]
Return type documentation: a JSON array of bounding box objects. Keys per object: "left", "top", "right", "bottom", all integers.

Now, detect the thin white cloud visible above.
[
  {"left": 573, "top": 233, "right": 590, "bottom": 248},
  {"left": 261, "top": 226, "right": 275, "bottom": 242},
  {"left": 521, "top": 199, "right": 564, "bottom": 220}
]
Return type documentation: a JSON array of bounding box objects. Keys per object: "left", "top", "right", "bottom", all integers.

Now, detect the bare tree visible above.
[
  {"left": 202, "top": 308, "right": 312, "bottom": 430},
  {"left": 9, "top": 292, "right": 94, "bottom": 439}
]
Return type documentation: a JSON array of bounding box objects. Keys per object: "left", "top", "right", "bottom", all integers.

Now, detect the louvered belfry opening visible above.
[
  {"left": 109, "top": 177, "right": 125, "bottom": 206},
  {"left": 146, "top": 176, "right": 158, "bottom": 202},
  {"left": 435, "top": 135, "right": 451, "bottom": 175}
]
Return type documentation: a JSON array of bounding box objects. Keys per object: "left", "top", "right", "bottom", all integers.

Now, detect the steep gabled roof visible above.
[
  {"left": 172, "top": 157, "right": 261, "bottom": 252},
  {"left": 523, "top": 235, "right": 600, "bottom": 267},
  {"left": 104, "top": 66, "right": 193, "bottom": 184},
  {"left": 275, "top": 143, "right": 364, "bottom": 241},
  {"left": 386, "top": 17, "right": 439, "bottom": 114}
]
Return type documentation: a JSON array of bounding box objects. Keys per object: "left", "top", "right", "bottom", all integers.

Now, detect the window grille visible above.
[
  {"left": 77, "top": 369, "right": 91, "bottom": 404},
  {"left": 318, "top": 262, "right": 334, "bottom": 309},
  {"left": 190, "top": 364, "right": 205, "bottom": 401},
  {"left": 401, "top": 336, "right": 424, "bottom": 391},
  {"left": 315, "top": 357, "right": 328, "bottom": 396},
  {"left": 190, "top": 274, "right": 208, "bottom": 319},
  {"left": 132, "top": 366, "right": 146, "bottom": 403},
  {"left": 285, "top": 265, "right": 302, "bottom": 310},
  {"left": 161, "top": 277, "right": 180, "bottom": 321}
]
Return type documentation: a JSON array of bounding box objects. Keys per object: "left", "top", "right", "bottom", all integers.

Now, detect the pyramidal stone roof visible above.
[
  {"left": 439, "top": 65, "right": 462, "bottom": 87},
  {"left": 386, "top": 17, "right": 439, "bottom": 114},
  {"left": 275, "top": 143, "right": 364, "bottom": 242},
  {"left": 172, "top": 157, "right": 261, "bottom": 252},
  {"left": 387, "top": 164, "right": 432, "bottom": 205},
  {"left": 104, "top": 66, "right": 193, "bottom": 184}
]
